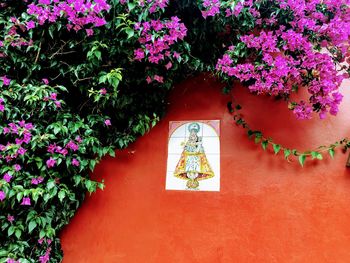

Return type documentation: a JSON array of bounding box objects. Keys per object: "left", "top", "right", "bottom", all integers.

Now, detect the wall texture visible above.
[{"left": 61, "top": 75, "right": 350, "bottom": 263}]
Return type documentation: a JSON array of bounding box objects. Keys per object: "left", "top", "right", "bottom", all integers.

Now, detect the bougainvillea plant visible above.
[{"left": 1, "top": 0, "right": 350, "bottom": 261}]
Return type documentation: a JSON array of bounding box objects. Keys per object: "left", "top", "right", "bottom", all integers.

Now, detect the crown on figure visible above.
[{"left": 188, "top": 122, "right": 200, "bottom": 133}]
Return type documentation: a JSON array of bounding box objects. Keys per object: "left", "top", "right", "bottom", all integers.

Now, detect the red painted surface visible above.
[{"left": 61, "top": 75, "right": 350, "bottom": 262}]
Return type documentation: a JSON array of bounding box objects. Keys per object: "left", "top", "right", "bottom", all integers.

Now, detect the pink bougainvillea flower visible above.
[
  {"left": 134, "top": 48, "right": 145, "bottom": 61},
  {"left": 71, "top": 158, "right": 80, "bottom": 167},
  {"left": 104, "top": 119, "right": 111, "bottom": 126},
  {"left": 54, "top": 101, "right": 61, "bottom": 108},
  {"left": 50, "top": 93, "right": 57, "bottom": 100},
  {"left": 13, "top": 164, "right": 21, "bottom": 171},
  {"left": 165, "top": 61, "right": 172, "bottom": 70},
  {"left": 21, "top": 197, "right": 31, "bottom": 206},
  {"left": 75, "top": 136, "right": 83, "bottom": 143},
  {"left": 39, "top": 248, "right": 51, "bottom": 263},
  {"left": 47, "top": 144, "right": 56, "bottom": 153},
  {"left": 31, "top": 176, "right": 43, "bottom": 185},
  {"left": 42, "top": 78, "right": 49, "bottom": 84},
  {"left": 173, "top": 52, "right": 180, "bottom": 59},
  {"left": 7, "top": 215, "right": 14, "bottom": 222},
  {"left": 66, "top": 140, "right": 79, "bottom": 151},
  {"left": 86, "top": 29, "right": 94, "bottom": 36},
  {"left": 17, "top": 147, "right": 26, "bottom": 155},
  {"left": 2, "top": 76, "right": 10, "bottom": 86},
  {"left": 153, "top": 75, "right": 164, "bottom": 83},
  {"left": 0, "top": 190, "right": 5, "bottom": 201},
  {"left": 146, "top": 76, "right": 152, "bottom": 84},
  {"left": 46, "top": 157, "right": 56, "bottom": 168},
  {"left": 99, "top": 88, "right": 107, "bottom": 95},
  {"left": 0, "top": 98, "right": 4, "bottom": 112},
  {"left": 26, "top": 20, "right": 35, "bottom": 30},
  {"left": 3, "top": 173, "right": 12, "bottom": 183}
]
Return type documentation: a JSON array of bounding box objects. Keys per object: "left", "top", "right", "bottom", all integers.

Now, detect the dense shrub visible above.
[{"left": 0, "top": 0, "right": 349, "bottom": 262}]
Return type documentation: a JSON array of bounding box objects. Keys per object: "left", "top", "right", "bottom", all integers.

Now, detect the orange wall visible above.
[{"left": 60, "top": 75, "right": 350, "bottom": 263}]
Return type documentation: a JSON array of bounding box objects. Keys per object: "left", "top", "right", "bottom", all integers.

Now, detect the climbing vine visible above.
[
  {"left": 227, "top": 100, "right": 350, "bottom": 166},
  {"left": 1, "top": 0, "right": 350, "bottom": 262}
]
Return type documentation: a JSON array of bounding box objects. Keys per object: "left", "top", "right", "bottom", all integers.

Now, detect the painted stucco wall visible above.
[{"left": 60, "top": 75, "right": 350, "bottom": 262}]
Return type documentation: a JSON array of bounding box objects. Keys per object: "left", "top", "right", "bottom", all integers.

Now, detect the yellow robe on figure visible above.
[{"left": 174, "top": 138, "right": 214, "bottom": 186}]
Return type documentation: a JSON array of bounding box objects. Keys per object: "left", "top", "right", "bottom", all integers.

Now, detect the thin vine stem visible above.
[{"left": 228, "top": 97, "right": 350, "bottom": 166}]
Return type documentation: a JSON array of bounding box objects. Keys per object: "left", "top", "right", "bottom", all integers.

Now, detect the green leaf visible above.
[
  {"left": 109, "top": 149, "right": 116, "bottom": 157},
  {"left": 328, "top": 148, "right": 335, "bottom": 158},
  {"left": 125, "top": 28, "right": 134, "bottom": 39},
  {"left": 15, "top": 229, "right": 22, "bottom": 239},
  {"left": 284, "top": 149, "right": 291, "bottom": 159},
  {"left": 28, "top": 220, "right": 37, "bottom": 233},
  {"left": 261, "top": 140, "right": 268, "bottom": 151},
  {"left": 47, "top": 180, "right": 56, "bottom": 190},
  {"left": 8, "top": 226, "right": 15, "bottom": 237},
  {"left": 316, "top": 153, "right": 323, "bottom": 160},
  {"left": 299, "top": 154, "right": 306, "bottom": 167},
  {"left": 58, "top": 190, "right": 66, "bottom": 202},
  {"left": 127, "top": 1, "right": 136, "bottom": 10},
  {"left": 39, "top": 229, "right": 46, "bottom": 239},
  {"left": 273, "top": 144, "right": 281, "bottom": 155}
]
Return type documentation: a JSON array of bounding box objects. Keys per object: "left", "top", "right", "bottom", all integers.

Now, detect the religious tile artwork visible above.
[{"left": 166, "top": 120, "right": 220, "bottom": 191}]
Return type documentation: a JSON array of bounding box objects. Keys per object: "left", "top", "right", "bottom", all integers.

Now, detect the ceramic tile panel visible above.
[{"left": 166, "top": 120, "right": 220, "bottom": 191}]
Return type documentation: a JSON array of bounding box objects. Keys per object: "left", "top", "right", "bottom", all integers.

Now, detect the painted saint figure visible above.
[{"left": 174, "top": 122, "right": 214, "bottom": 189}]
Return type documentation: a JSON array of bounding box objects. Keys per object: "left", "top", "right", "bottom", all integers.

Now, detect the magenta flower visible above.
[
  {"left": 13, "top": 164, "right": 21, "bottom": 171},
  {"left": 42, "top": 78, "right": 49, "bottom": 84},
  {"left": 66, "top": 140, "right": 79, "bottom": 151},
  {"left": 17, "top": 147, "right": 26, "bottom": 155},
  {"left": 7, "top": 215, "right": 14, "bottom": 222},
  {"left": 165, "top": 61, "right": 172, "bottom": 70},
  {"left": 54, "top": 101, "right": 61, "bottom": 108},
  {"left": 26, "top": 20, "right": 35, "bottom": 30},
  {"left": 21, "top": 197, "right": 31, "bottom": 206},
  {"left": 71, "top": 158, "right": 80, "bottom": 167},
  {"left": 0, "top": 190, "right": 5, "bottom": 201},
  {"left": 99, "top": 88, "right": 107, "bottom": 95},
  {"left": 0, "top": 98, "right": 4, "bottom": 112},
  {"left": 3, "top": 173, "right": 12, "bottom": 183},
  {"left": 2, "top": 76, "right": 10, "bottom": 86},
  {"left": 86, "top": 28, "right": 94, "bottom": 36},
  {"left": 47, "top": 144, "right": 56, "bottom": 153},
  {"left": 39, "top": 249, "right": 51, "bottom": 263},
  {"left": 134, "top": 48, "right": 145, "bottom": 61},
  {"left": 104, "top": 119, "right": 111, "bottom": 126},
  {"left": 146, "top": 76, "right": 152, "bottom": 84},
  {"left": 46, "top": 157, "right": 56, "bottom": 168},
  {"left": 31, "top": 177, "right": 43, "bottom": 185},
  {"left": 50, "top": 93, "right": 57, "bottom": 100},
  {"left": 75, "top": 136, "right": 82, "bottom": 143},
  {"left": 153, "top": 75, "right": 164, "bottom": 83}
]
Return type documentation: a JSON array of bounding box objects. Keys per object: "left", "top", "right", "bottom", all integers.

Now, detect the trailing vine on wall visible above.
[{"left": 227, "top": 100, "right": 350, "bottom": 166}]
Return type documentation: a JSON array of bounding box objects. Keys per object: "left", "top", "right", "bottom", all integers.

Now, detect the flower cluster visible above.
[
  {"left": 27, "top": 0, "right": 111, "bottom": 35},
  {"left": 43, "top": 92, "right": 62, "bottom": 108},
  {"left": 0, "top": 98, "right": 5, "bottom": 112},
  {"left": 134, "top": 17, "right": 187, "bottom": 65},
  {"left": 0, "top": 121, "right": 33, "bottom": 163},
  {"left": 46, "top": 137, "right": 82, "bottom": 168},
  {"left": 0, "top": 121, "right": 33, "bottom": 205},
  {"left": 201, "top": 0, "right": 220, "bottom": 18},
  {"left": 216, "top": 0, "right": 350, "bottom": 119}
]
